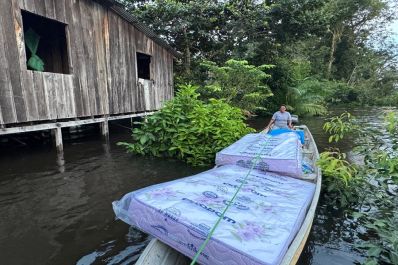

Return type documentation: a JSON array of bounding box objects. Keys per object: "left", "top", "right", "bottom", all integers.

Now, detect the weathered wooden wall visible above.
[{"left": 0, "top": 0, "right": 174, "bottom": 125}]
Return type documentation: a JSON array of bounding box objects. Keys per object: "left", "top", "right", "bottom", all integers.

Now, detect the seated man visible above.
[{"left": 265, "top": 104, "right": 293, "bottom": 130}]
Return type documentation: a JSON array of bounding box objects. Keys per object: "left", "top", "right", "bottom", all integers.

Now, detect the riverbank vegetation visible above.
[
  {"left": 122, "top": 0, "right": 398, "bottom": 114},
  {"left": 198, "top": 60, "right": 274, "bottom": 113},
  {"left": 118, "top": 85, "right": 254, "bottom": 166},
  {"left": 318, "top": 112, "right": 398, "bottom": 264}
]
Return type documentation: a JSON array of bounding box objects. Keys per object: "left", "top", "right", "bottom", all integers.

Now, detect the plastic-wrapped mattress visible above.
[
  {"left": 215, "top": 133, "right": 303, "bottom": 177},
  {"left": 113, "top": 165, "right": 315, "bottom": 265}
]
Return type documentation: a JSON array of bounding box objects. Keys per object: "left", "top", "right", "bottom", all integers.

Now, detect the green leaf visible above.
[
  {"left": 364, "top": 259, "right": 378, "bottom": 265},
  {"left": 140, "top": 135, "right": 149, "bottom": 145},
  {"left": 367, "top": 246, "right": 382, "bottom": 257},
  {"left": 390, "top": 251, "right": 398, "bottom": 264},
  {"left": 351, "top": 212, "right": 364, "bottom": 219}
]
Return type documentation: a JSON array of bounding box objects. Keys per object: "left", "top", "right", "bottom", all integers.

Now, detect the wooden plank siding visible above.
[
  {"left": 0, "top": 0, "right": 18, "bottom": 124},
  {"left": 0, "top": 0, "right": 174, "bottom": 126},
  {"left": 2, "top": 0, "right": 28, "bottom": 123}
]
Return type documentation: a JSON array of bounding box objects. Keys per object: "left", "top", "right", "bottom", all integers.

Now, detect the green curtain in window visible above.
[{"left": 25, "top": 27, "right": 44, "bottom": 71}]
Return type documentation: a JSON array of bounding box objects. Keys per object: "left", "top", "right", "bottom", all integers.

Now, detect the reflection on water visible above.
[
  {"left": 0, "top": 107, "right": 394, "bottom": 265},
  {"left": 0, "top": 123, "right": 204, "bottom": 265},
  {"left": 76, "top": 227, "right": 151, "bottom": 265}
]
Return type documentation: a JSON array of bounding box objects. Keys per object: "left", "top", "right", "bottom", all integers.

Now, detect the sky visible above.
[{"left": 391, "top": 19, "right": 398, "bottom": 43}]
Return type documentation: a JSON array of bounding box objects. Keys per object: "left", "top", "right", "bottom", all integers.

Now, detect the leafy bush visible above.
[
  {"left": 318, "top": 151, "right": 357, "bottom": 186},
  {"left": 317, "top": 150, "right": 359, "bottom": 206},
  {"left": 285, "top": 78, "right": 330, "bottom": 116},
  {"left": 383, "top": 93, "right": 398, "bottom": 106},
  {"left": 358, "top": 212, "right": 398, "bottom": 265},
  {"left": 354, "top": 114, "right": 398, "bottom": 265},
  {"left": 323, "top": 112, "right": 359, "bottom": 142},
  {"left": 199, "top": 59, "right": 274, "bottom": 113},
  {"left": 354, "top": 154, "right": 398, "bottom": 265},
  {"left": 118, "top": 84, "right": 255, "bottom": 166},
  {"left": 327, "top": 82, "right": 358, "bottom": 103},
  {"left": 322, "top": 112, "right": 398, "bottom": 264},
  {"left": 385, "top": 111, "right": 398, "bottom": 135},
  {"left": 269, "top": 58, "right": 348, "bottom": 116}
]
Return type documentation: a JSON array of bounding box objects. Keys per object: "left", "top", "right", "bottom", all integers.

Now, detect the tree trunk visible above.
[
  {"left": 327, "top": 26, "right": 343, "bottom": 79},
  {"left": 183, "top": 27, "right": 191, "bottom": 75},
  {"left": 347, "top": 64, "right": 358, "bottom": 85}
]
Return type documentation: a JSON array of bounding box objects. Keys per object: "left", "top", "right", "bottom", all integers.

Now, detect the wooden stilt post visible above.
[
  {"left": 102, "top": 142, "right": 111, "bottom": 158},
  {"left": 53, "top": 126, "right": 63, "bottom": 154},
  {"left": 56, "top": 150, "right": 65, "bottom": 173},
  {"left": 100, "top": 116, "right": 109, "bottom": 140},
  {"left": 53, "top": 126, "right": 64, "bottom": 171}
]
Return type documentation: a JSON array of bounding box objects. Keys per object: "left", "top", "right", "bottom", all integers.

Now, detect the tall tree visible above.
[{"left": 123, "top": 0, "right": 398, "bottom": 105}]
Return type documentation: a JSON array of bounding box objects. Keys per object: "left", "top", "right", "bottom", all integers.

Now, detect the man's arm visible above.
[
  {"left": 288, "top": 113, "right": 293, "bottom": 129},
  {"left": 265, "top": 113, "right": 276, "bottom": 130},
  {"left": 265, "top": 118, "right": 275, "bottom": 130}
]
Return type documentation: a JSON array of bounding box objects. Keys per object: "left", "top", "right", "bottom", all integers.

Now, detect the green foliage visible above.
[
  {"left": 352, "top": 63, "right": 398, "bottom": 105},
  {"left": 354, "top": 167, "right": 398, "bottom": 265},
  {"left": 355, "top": 114, "right": 398, "bottom": 265},
  {"left": 126, "top": 0, "right": 397, "bottom": 108},
  {"left": 199, "top": 60, "right": 274, "bottom": 113},
  {"left": 323, "top": 112, "right": 359, "bottom": 142},
  {"left": 385, "top": 111, "right": 398, "bottom": 134},
  {"left": 357, "top": 212, "right": 398, "bottom": 265},
  {"left": 382, "top": 93, "right": 398, "bottom": 107},
  {"left": 118, "top": 84, "right": 254, "bottom": 166},
  {"left": 268, "top": 58, "right": 333, "bottom": 116},
  {"left": 285, "top": 79, "right": 331, "bottom": 116},
  {"left": 326, "top": 82, "right": 358, "bottom": 103},
  {"left": 322, "top": 112, "right": 398, "bottom": 264},
  {"left": 125, "top": 0, "right": 273, "bottom": 75},
  {"left": 318, "top": 151, "right": 357, "bottom": 186},
  {"left": 317, "top": 150, "right": 359, "bottom": 206},
  {"left": 267, "top": 57, "right": 362, "bottom": 116},
  {"left": 290, "top": 59, "right": 312, "bottom": 82}
]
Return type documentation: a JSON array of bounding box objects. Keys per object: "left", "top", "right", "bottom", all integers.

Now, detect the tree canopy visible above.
[{"left": 122, "top": 0, "right": 398, "bottom": 111}]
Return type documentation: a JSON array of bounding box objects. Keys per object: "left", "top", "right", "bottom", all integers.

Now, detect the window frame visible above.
[
  {"left": 20, "top": 9, "right": 71, "bottom": 75},
  {"left": 136, "top": 51, "right": 152, "bottom": 80}
]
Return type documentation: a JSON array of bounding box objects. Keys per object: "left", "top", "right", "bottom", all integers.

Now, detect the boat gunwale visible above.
[{"left": 280, "top": 125, "right": 322, "bottom": 265}]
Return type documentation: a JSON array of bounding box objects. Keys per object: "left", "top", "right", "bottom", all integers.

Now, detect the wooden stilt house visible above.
[{"left": 0, "top": 0, "right": 178, "bottom": 143}]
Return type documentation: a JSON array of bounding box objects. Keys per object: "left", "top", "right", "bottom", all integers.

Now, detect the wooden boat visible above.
[
  {"left": 136, "top": 125, "right": 321, "bottom": 265},
  {"left": 291, "top": 114, "right": 299, "bottom": 124}
]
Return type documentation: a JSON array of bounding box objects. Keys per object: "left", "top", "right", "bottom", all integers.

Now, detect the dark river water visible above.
[{"left": 0, "top": 107, "right": 392, "bottom": 265}]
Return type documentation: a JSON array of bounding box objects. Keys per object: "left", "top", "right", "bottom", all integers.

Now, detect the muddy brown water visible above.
[{"left": 0, "top": 107, "right": 392, "bottom": 265}]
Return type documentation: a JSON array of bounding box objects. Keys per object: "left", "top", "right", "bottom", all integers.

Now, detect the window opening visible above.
[
  {"left": 22, "top": 10, "right": 69, "bottom": 74},
  {"left": 137, "top": 52, "right": 151, "bottom": 79}
]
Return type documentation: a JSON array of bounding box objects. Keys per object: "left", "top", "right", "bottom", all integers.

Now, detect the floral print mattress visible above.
[
  {"left": 215, "top": 133, "right": 303, "bottom": 178},
  {"left": 112, "top": 165, "right": 315, "bottom": 265}
]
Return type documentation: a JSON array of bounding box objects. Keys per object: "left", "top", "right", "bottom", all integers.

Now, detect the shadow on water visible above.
[
  {"left": 0, "top": 121, "right": 205, "bottom": 265},
  {"left": 0, "top": 106, "right": 394, "bottom": 265}
]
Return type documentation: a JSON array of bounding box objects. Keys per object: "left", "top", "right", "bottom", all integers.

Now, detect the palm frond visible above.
[{"left": 296, "top": 103, "right": 328, "bottom": 116}]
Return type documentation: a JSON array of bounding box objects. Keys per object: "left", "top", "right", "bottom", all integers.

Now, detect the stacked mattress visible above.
[
  {"left": 215, "top": 133, "right": 303, "bottom": 178},
  {"left": 113, "top": 165, "right": 316, "bottom": 265}
]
